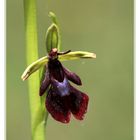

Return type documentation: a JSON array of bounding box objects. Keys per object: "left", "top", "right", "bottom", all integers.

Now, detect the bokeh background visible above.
[{"left": 6, "top": 0, "right": 133, "bottom": 140}]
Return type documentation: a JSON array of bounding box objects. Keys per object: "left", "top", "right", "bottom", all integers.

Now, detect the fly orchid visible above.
[{"left": 21, "top": 12, "right": 96, "bottom": 123}]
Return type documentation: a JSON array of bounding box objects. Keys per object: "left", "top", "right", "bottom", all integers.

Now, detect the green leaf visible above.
[{"left": 58, "top": 51, "right": 96, "bottom": 61}]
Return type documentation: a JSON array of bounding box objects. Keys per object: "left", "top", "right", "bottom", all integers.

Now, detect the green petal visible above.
[
  {"left": 21, "top": 56, "right": 49, "bottom": 81},
  {"left": 58, "top": 51, "right": 96, "bottom": 61}
]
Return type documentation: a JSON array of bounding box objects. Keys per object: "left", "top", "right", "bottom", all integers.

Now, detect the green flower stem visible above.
[{"left": 24, "top": 0, "right": 47, "bottom": 140}]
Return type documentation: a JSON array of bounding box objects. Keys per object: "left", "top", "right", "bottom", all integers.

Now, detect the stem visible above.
[{"left": 24, "top": 0, "right": 48, "bottom": 140}]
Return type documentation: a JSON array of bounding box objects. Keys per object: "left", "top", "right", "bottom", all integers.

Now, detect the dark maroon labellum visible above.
[{"left": 39, "top": 48, "right": 89, "bottom": 123}]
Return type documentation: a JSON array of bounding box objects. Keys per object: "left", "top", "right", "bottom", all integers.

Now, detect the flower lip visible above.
[{"left": 45, "top": 84, "right": 89, "bottom": 123}]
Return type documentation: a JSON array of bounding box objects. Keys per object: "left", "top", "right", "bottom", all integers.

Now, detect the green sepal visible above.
[
  {"left": 21, "top": 56, "right": 49, "bottom": 81},
  {"left": 45, "top": 24, "right": 59, "bottom": 53},
  {"left": 58, "top": 51, "right": 96, "bottom": 61}
]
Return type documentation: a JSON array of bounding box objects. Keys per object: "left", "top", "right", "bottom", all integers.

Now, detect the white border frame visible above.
[
  {"left": 0, "top": 0, "right": 137, "bottom": 140},
  {"left": 0, "top": 0, "right": 5, "bottom": 139},
  {"left": 136, "top": 0, "right": 140, "bottom": 140}
]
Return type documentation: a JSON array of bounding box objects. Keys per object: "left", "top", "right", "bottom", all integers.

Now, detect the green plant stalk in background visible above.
[{"left": 24, "top": 0, "right": 47, "bottom": 140}]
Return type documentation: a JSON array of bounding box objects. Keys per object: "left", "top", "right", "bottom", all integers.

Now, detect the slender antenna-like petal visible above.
[
  {"left": 40, "top": 71, "right": 50, "bottom": 96},
  {"left": 63, "top": 66, "right": 82, "bottom": 85}
]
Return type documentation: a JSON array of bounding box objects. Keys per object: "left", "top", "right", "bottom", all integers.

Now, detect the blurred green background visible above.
[{"left": 6, "top": 0, "right": 133, "bottom": 140}]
